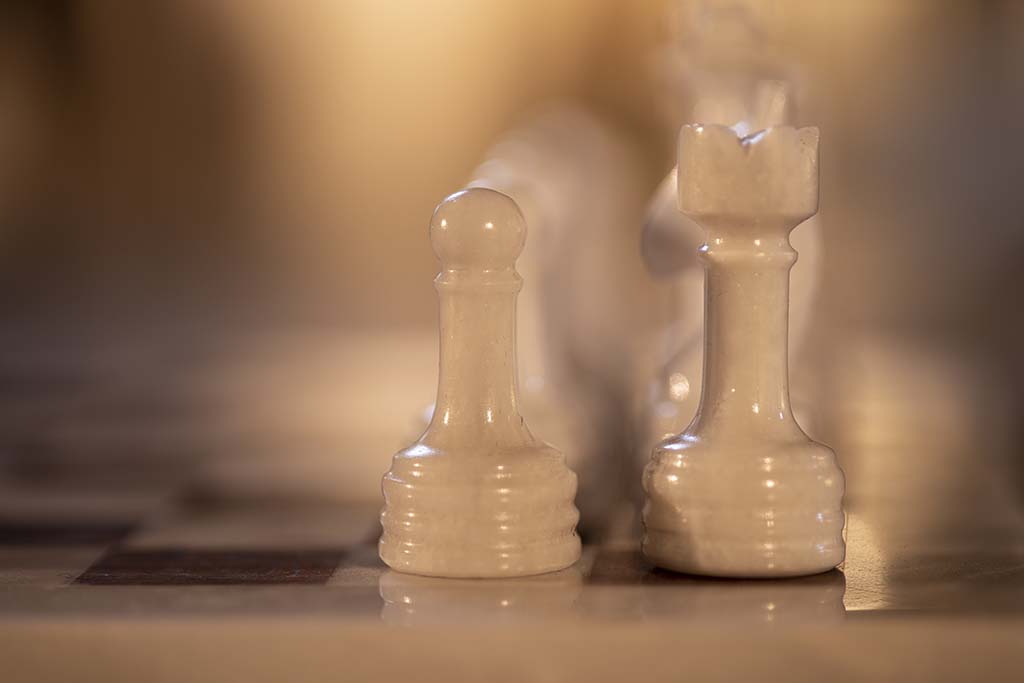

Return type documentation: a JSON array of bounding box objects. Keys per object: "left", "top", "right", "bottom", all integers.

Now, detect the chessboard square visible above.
[
  {"left": 122, "top": 506, "right": 379, "bottom": 551},
  {"left": 0, "top": 546, "right": 108, "bottom": 586},
  {"left": 75, "top": 549, "right": 345, "bottom": 585},
  {"left": 324, "top": 543, "right": 387, "bottom": 587},
  {"left": 0, "top": 521, "right": 136, "bottom": 546},
  {"left": 586, "top": 547, "right": 656, "bottom": 585}
]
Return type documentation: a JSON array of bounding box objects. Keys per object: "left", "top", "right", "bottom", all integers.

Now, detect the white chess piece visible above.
[
  {"left": 639, "top": 81, "right": 824, "bottom": 457},
  {"left": 642, "top": 125, "right": 845, "bottom": 577},
  {"left": 408, "top": 106, "right": 651, "bottom": 534},
  {"left": 380, "top": 188, "right": 581, "bottom": 578}
]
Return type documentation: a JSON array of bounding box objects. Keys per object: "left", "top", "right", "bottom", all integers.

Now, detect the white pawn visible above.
[
  {"left": 643, "top": 125, "right": 845, "bottom": 577},
  {"left": 380, "top": 188, "right": 581, "bottom": 578}
]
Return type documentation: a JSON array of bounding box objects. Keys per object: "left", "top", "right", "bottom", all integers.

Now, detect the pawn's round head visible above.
[{"left": 430, "top": 188, "right": 526, "bottom": 270}]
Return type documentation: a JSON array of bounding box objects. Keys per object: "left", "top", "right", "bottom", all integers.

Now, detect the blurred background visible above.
[{"left": 0, "top": 0, "right": 1022, "bottom": 554}]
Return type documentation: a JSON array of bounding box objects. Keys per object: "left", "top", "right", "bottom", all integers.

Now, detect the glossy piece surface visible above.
[
  {"left": 642, "top": 124, "right": 845, "bottom": 577},
  {"left": 379, "top": 188, "right": 581, "bottom": 577},
  {"left": 638, "top": 81, "right": 825, "bottom": 478}
]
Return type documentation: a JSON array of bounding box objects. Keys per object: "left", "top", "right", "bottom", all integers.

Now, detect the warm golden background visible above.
[{"left": 0, "top": 0, "right": 1022, "bottom": 511}]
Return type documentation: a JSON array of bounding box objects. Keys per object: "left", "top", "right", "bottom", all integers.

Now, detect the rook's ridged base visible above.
[{"left": 642, "top": 437, "right": 845, "bottom": 578}]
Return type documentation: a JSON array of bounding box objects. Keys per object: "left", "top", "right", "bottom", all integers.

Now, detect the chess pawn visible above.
[
  {"left": 642, "top": 125, "right": 845, "bottom": 577},
  {"left": 380, "top": 188, "right": 581, "bottom": 578}
]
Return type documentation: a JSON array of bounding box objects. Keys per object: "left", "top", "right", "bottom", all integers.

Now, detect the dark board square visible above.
[
  {"left": 0, "top": 521, "right": 136, "bottom": 546},
  {"left": 587, "top": 548, "right": 659, "bottom": 585},
  {"left": 76, "top": 549, "right": 346, "bottom": 585}
]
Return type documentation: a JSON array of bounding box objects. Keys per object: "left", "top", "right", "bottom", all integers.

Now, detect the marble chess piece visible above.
[
  {"left": 642, "top": 124, "right": 845, "bottom": 577},
  {"left": 639, "top": 80, "right": 824, "bottom": 460},
  {"left": 380, "top": 188, "right": 581, "bottom": 578},
  {"left": 409, "top": 105, "right": 652, "bottom": 534},
  {"left": 640, "top": 0, "right": 826, "bottom": 466}
]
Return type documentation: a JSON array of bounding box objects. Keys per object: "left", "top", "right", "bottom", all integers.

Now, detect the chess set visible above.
[
  {"left": 2, "top": 1, "right": 1024, "bottom": 681},
  {"left": 2, "top": 108, "right": 1023, "bottom": 679},
  {"left": 380, "top": 122, "right": 840, "bottom": 580}
]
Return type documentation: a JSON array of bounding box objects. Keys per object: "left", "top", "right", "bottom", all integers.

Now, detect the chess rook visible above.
[
  {"left": 380, "top": 188, "right": 581, "bottom": 578},
  {"left": 642, "top": 125, "right": 845, "bottom": 577}
]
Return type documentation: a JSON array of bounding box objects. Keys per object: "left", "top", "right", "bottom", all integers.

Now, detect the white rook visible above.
[
  {"left": 642, "top": 125, "right": 845, "bottom": 577},
  {"left": 380, "top": 188, "right": 581, "bottom": 578}
]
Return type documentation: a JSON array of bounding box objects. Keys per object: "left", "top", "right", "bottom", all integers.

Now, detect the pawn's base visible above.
[
  {"left": 380, "top": 534, "right": 581, "bottom": 579},
  {"left": 380, "top": 442, "right": 581, "bottom": 578}
]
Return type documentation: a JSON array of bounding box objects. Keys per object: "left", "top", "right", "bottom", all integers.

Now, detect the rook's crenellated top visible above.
[{"left": 677, "top": 124, "right": 819, "bottom": 224}]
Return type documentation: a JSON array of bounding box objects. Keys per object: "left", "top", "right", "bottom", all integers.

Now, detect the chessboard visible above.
[
  {"left": 0, "top": 329, "right": 1022, "bottom": 682},
  {"left": 2, "top": 473, "right": 1024, "bottom": 682}
]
